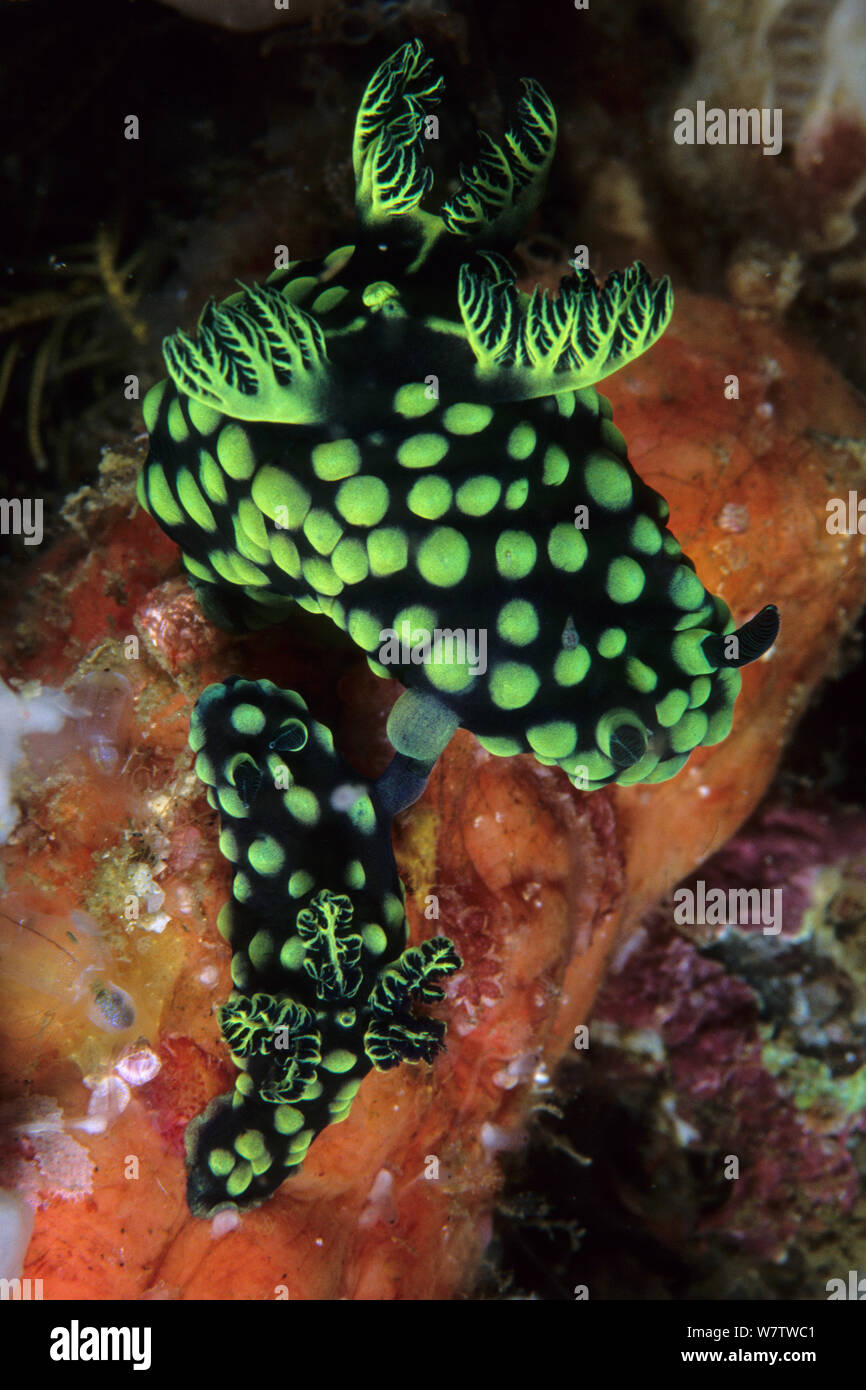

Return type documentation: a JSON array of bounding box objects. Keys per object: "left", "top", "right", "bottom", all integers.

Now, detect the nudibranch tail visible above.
[
  {"left": 701, "top": 603, "right": 780, "bottom": 669},
  {"left": 185, "top": 677, "right": 460, "bottom": 1216}
]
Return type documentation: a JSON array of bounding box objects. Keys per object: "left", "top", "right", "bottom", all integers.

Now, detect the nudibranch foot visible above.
[{"left": 185, "top": 676, "right": 460, "bottom": 1216}]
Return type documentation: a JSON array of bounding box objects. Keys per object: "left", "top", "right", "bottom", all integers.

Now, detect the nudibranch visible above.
[
  {"left": 138, "top": 39, "right": 779, "bottom": 794},
  {"left": 137, "top": 42, "right": 779, "bottom": 1215},
  {"left": 185, "top": 677, "right": 460, "bottom": 1215}
]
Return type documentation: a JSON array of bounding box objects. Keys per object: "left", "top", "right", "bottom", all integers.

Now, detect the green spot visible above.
[
  {"left": 231, "top": 702, "right": 266, "bottom": 736},
  {"left": 287, "top": 1128, "right": 314, "bottom": 1155},
  {"left": 217, "top": 423, "right": 256, "bottom": 480},
  {"left": 252, "top": 466, "right": 311, "bottom": 527},
  {"left": 507, "top": 422, "right": 536, "bottom": 459},
  {"left": 289, "top": 870, "right": 314, "bottom": 898},
  {"left": 311, "top": 438, "right": 362, "bottom": 481},
  {"left": 393, "top": 383, "right": 437, "bottom": 418},
  {"left": 584, "top": 451, "right": 633, "bottom": 510},
  {"left": 283, "top": 787, "right": 320, "bottom": 826},
  {"left": 642, "top": 752, "right": 690, "bottom": 783},
  {"left": 345, "top": 859, "right": 366, "bottom": 890},
  {"left": 495, "top": 530, "right": 537, "bottom": 580},
  {"left": 426, "top": 658, "right": 475, "bottom": 694},
  {"left": 497, "top": 599, "right": 539, "bottom": 646},
  {"left": 504, "top": 478, "right": 529, "bottom": 509},
  {"left": 456, "top": 476, "right": 501, "bottom": 516},
  {"left": 347, "top": 608, "right": 382, "bottom": 652},
  {"left": 220, "top": 785, "right": 251, "bottom": 821},
  {"left": 219, "top": 829, "right": 239, "bottom": 862},
  {"left": 527, "top": 721, "right": 577, "bottom": 759},
  {"left": 349, "top": 794, "right": 376, "bottom": 834},
  {"left": 336, "top": 475, "right": 389, "bottom": 526},
  {"left": 194, "top": 751, "right": 216, "bottom": 785},
  {"left": 311, "top": 285, "right": 349, "bottom": 314},
  {"left": 142, "top": 380, "right": 167, "bottom": 433},
  {"left": 184, "top": 556, "right": 214, "bottom": 583},
  {"left": 625, "top": 657, "right": 658, "bottom": 692},
  {"left": 663, "top": 534, "right": 681, "bottom": 557},
  {"left": 400, "top": 603, "right": 439, "bottom": 636},
  {"left": 226, "top": 1160, "right": 253, "bottom": 1197},
  {"left": 490, "top": 662, "right": 540, "bottom": 710},
  {"left": 214, "top": 549, "right": 269, "bottom": 588},
  {"left": 367, "top": 526, "right": 408, "bottom": 576},
  {"left": 704, "top": 693, "right": 738, "bottom": 744},
  {"left": 630, "top": 514, "right": 662, "bottom": 555},
  {"left": 542, "top": 444, "right": 569, "bottom": 486},
  {"left": 187, "top": 398, "right": 222, "bottom": 435},
  {"left": 362, "top": 923, "right": 388, "bottom": 955},
  {"left": 234, "top": 1129, "right": 267, "bottom": 1161},
  {"left": 331, "top": 536, "right": 370, "bottom": 584},
  {"left": 145, "top": 463, "right": 183, "bottom": 527},
  {"left": 397, "top": 433, "right": 449, "bottom": 470},
  {"left": 303, "top": 507, "right": 343, "bottom": 555},
  {"left": 547, "top": 523, "right": 587, "bottom": 573},
  {"left": 476, "top": 734, "right": 523, "bottom": 755},
  {"left": 208, "top": 1148, "right": 235, "bottom": 1177},
  {"left": 669, "top": 564, "right": 706, "bottom": 611},
  {"left": 597, "top": 627, "right": 627, "bottom": 658},
  {"left": 417, "top": 527, "right": 470, "bottom": 587},
  {"left": 232, "top": 871, "right": 252, "bottom": 902},
  {"left": 231, "top": 951, "right": 251, "bottom": 989},
  {"left": 217, "top": 904, "right": 233, "bottom": 940},
  {"left": 407, "top": 476, "right": 452, "bottom": 520},
  {"left": 279, "top": 935, "right": 306, "bottom": 970},
  {"left": 689, "top": 675, "right": 712, "bottom": 708},
  {"left": 672, "top": 630, "right": 714, "bottom": 676},
  {"left": 321, "top": 1049, "right": 357, "bottom": 1074},
  {"left": 669, "top": 709, "right": 709, "bottom": 753},
  {"left": 136, "top": 469, "right": 151, "bottom": 515},
  {"left": 269, "top": 532, "right": 301, "bottom": 577},
  {"left": 383, "top": 893, "right": 404, "bottom": 927},
  {"left": 554, "top": 646, "right": 591, "bottom": 686},
  {"left": 600, "top": 419, "right": 628, "bottom": 456},
  {"left": 248, "top": 836, "right": 285, "bottom": 876},
  {"left": 655, "top": 688, "right": 690, "bottom": 727},
  {"left": 302, "top": 556, "right": 343, "bottom": 596},
  {"left": 580, "top": 750, "right": 617, "bottom": 781},
  {"left": 247, "top": 928, "right": 273, "bottom": 973},
  {"left": 283, "top": 275, "right": 318, "bottom": 302},
  {"left": 442, "top": 402, "right": 493, "bottom": 434},
  {"left": 273, "top": 1105, "right": 305, "bottom": 1135},
  {"left": 237, "top": 496, "right": 269, "bottom": 552},
  {"left": 167, "top": 398, "right": 189, "bottom": 443},
  {"left": 606, "top": 556, "right": 645, "bottom": 603}
]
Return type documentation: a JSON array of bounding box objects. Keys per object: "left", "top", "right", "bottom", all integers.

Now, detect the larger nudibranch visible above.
[{"left": 138, "top": 39, "right": 779, "bottom": 795}]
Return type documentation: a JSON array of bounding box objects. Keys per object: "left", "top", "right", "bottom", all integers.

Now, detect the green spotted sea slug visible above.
[
  {"left": 137, "top": 42, "right": 779, "bottom": 1215},
  {"left": 184, "top": 677, "right": 459, "bottom": 1214}
]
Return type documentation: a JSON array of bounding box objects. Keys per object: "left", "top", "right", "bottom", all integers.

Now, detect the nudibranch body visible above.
[
  {"left": 185, "top": 677, "right": 460, "bottom": 1215},
  {"left": 139, "top": 40, "right": 779, "bottom": 792}
]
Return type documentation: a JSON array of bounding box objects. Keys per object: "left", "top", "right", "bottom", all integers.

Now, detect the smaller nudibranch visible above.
[{"left": 185, "top": 676, "right": 460, "bottom": 1216}]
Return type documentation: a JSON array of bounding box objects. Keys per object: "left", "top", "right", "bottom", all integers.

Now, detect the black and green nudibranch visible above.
[
  {"left": 185, "top": 678, "right": 459, "bottom": 1215},
  {"left": 138, "top": 42, "right": 779, "bottom": 1214}
]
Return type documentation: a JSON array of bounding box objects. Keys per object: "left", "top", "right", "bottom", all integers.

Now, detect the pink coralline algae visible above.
[{"left": 587, "top": 795, "right": 866, "bottom": 1272}]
